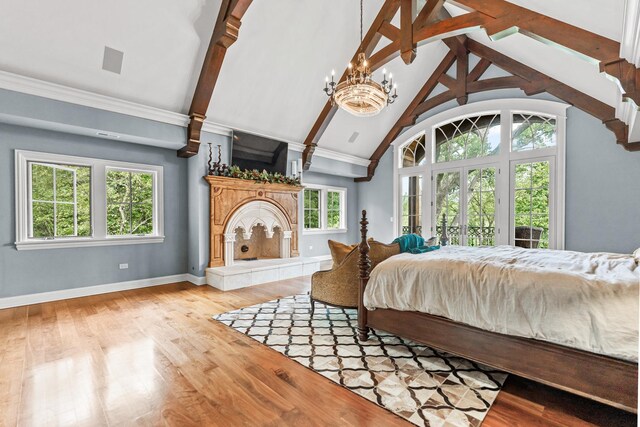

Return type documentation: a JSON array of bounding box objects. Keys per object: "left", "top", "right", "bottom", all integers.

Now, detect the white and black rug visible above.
[{"left": 213, "top": 294, "right": 507, "bottom": 427}]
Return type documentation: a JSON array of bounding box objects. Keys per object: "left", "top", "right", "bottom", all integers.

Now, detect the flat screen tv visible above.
[{"left": 231, "top": 131, "right": 288, "bottom": 174}]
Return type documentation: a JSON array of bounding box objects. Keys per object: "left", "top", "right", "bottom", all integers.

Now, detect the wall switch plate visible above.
[
  {"left": 390, "top": 217, "right": 394, "bottom": 222},
  {"left": 309, "top": 246, "right": 313, "bottom": 250},
  {"left": 119, "top": 263, "right": 128, "bottom": 269}
]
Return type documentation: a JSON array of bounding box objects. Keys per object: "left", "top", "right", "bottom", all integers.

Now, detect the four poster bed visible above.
[{"left": 355, "top": 210, "right": 639, "bottom": 413}]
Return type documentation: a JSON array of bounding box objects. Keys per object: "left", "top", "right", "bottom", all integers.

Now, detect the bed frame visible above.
[{"left": 356, "top": 210, "right": 638, "bottom": 413}]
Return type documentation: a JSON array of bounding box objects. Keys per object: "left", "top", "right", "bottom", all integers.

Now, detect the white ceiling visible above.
[
  {"left": 206, "top": 0, "right": 385, "bottom": 144},
  {"left": 0, "top": 0, "right": 219, "bottom": 112},
  {"left": 0, "top": 0, "right": 633, "bottom": 159}
]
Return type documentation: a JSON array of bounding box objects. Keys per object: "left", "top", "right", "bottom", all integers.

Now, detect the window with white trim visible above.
[
  {"left": 29, "top": 162, "right": 92, "bottom": 238},
  {"left": 106, "top": 169, "right": 154, "bottom": 236},
  {"left": 302, "top": 185, "right": 347, "bottom": 234},
  {"left": 303, "top": 188, "right": 321, "bottom": 230},
  {"left": 15, "top": 150, "right": 164, "bottom": 250},
  {"left": 394, "top": 99, "right": 566, "bottom": 249}
]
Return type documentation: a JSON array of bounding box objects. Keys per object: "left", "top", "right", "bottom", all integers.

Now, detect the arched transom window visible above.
[{"left": 395, "top": 99, "right": 566, "bottom": 250}]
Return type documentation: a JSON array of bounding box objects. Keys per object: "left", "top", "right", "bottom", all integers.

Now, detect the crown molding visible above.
[
  {"left": 286, "top": 141, "right": 370, "bottom": 167},
  {"left": 0, "top": 70, "right": 187, "bottom": 125},
  {"left": 0, "top": 70, "right": 233, "bottom": 137},
  {"left": 0, "top": 70, "right": 372, "bottom": 167}
]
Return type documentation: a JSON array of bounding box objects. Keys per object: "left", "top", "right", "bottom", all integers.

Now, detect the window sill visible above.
[
  {"left": 15, "top": 236, "right": 165, "bottom": 251},
  {"left": 302, "top": 228, "right": 348, "bottom": 235}
]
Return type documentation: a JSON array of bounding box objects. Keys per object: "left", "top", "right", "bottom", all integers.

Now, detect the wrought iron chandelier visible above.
[{"left": 323, "top": 0, "right": 398, "bottom": 117}]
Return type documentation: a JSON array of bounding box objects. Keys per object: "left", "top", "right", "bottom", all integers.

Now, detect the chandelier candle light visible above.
[{"left": 323, "top": 0, "right": 398, "bottom": 117}]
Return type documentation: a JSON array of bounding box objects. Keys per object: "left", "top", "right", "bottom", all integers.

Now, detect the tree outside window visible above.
[
  {"left": 327, "top": 191, "right": 342, "bottom": 229},
  {"left": 106, "top": 170, "right": 154, "bottom": 235},
  {"left": 303, "top": 189, "right": 320, "bottom": 229},
  {"left": 30, "top": 162, "right": 91, "bottom": 238}
]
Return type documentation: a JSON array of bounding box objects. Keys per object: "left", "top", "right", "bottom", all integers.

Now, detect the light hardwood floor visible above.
[{"left": 0, "top": 278, "right": 635, "bottom": 426}]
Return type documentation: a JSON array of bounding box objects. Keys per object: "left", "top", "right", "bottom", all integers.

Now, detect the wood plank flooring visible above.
[{"left": 0, "top": 278, "right": 635, "bottom": 426}]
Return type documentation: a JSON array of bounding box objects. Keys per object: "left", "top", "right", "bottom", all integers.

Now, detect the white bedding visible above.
[{"left": 364, "top": 245, "right": 639, "bottom": 362}]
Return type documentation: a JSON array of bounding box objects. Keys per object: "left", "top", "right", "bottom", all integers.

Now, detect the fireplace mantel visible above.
[{"left": 204, "top": 175, "right": 302, "bottom": 267}]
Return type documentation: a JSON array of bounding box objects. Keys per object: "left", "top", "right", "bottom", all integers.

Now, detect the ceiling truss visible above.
[
  {"left": 355, "top": 37, "right": 638, "bottom": 182},
  {"left": 301, "top": 0, "right": 640, "bottom": 174}
]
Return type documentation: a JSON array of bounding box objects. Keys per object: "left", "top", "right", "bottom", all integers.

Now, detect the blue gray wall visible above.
[
  {"left": 358, "top": 102, "right": 640, "bottom": 254},
  {"left": 564, "top": 108, "right": 640, "bottom": 253},
  {"left": 2, "top": 83, "right": 639, "bottom": 300},
  {"left": 0, "top": 123, "right": 189, "bottom": 298},
  {"left": 357, "top": 150, "right": 396, "bottom": 244}
]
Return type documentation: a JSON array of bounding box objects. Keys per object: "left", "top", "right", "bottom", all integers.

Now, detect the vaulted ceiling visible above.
[{"left": 0, "top": 0, "right": 638, "bottom": 168}]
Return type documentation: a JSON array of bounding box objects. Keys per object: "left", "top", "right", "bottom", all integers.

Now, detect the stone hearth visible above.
[{"left": 206, "top": 257, "right": 331, "bottom": 291}]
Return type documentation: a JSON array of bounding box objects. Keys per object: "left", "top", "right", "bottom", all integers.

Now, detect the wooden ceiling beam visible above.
[
  {"left": 400, "top": 0, "right": 417, "bottom": 64},
  {"left": 467, "top": 57, "right": 491, "bottom": 82},
  {"left": 378, "top": 21, "right": 401, "bottom": 42},
  {"left": 414, "top": 0, "right": 447, "bottom": 31},
  {"left": 455, "top": 46, "right": 469, "bottom": 105},
  {"left": 438, "top": 73, "right": 456, "bottom": 89},
  {"left": 412, "top": 0, "right": 640, "bottom": 109},
  {"left": 178, "top": 0, "right": 252, "bottom": 158},
  {"left": 355, "top": 39, "right": 638, "bottom": 182},
  {"left": 301, "top": 0, "right": 401, "bottom": 170}
]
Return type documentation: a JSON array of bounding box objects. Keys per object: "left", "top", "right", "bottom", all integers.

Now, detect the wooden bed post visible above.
[{"left": 357, "top": 210, "right": 371, "bottom": 341}]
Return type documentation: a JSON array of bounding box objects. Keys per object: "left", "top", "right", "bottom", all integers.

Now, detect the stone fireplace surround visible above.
[
  {"left": 204, "top": 176, "right": 327, "bottom": 290},
  {"left": 204, "top": 175, "right": 301, "bottom": 268},
  {"left": 224, "top": 200, "right": 292, "bottom": 265}
]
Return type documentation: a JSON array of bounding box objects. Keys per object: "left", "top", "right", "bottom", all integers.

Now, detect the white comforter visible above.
[{"left": 364, "top": 245, "right": 639, "bottom": 362}]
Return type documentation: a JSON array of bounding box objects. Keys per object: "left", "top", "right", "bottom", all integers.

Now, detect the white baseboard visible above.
[
  {"left": 0, "top": 274, "right": 191, "bottom": 309},
  {"left": 185, "top": 274, "right": 207, "bottom": 286}
]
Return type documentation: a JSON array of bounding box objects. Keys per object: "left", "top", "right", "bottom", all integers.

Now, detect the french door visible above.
[{"left": 432, "top": 164, "right": 499, "bottom": 246}]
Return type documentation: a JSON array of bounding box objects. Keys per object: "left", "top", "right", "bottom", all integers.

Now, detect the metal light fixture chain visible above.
[
  {"left": 360, "top": 0, "right": 363, "bottom": 44},
  {"left": 322, "top": 0, "right": 398, "bottom": 117}
]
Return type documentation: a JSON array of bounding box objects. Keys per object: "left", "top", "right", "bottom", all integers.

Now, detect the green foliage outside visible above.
[
  {"left": 327, "top": 191, "right": 341, "bottom": 229},
  {"left": 30, "top": 163, "right": 155, "bottom": 238},
  {"left": 303, "top": 189, "right": 320, "bottom": 229},
  {"left": 512, "top": 115, "right": 556, "bottom": 151},
  {"left": 514, "top": 161, "right": 550, "bottom": 248},
  {"left": 31, "top": 163, "right": 91, "bottom": 238},
  {"left": 401, "top": 176, "right": 422, "bottom": 232},
  {"left": 106, "top": 170, "right": 154, "bottom": 235},
  {"left": 402, "top": 116, "right": 553, "bottom": 247},
  {"left": 435, "top": 115, "right": 500, "bottom": 163}
]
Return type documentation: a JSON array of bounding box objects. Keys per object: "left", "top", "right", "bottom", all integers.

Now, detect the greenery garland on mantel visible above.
[
  {"left": 206, "top": 143, "right": 302, "bottom": 186},
  {"left": 209, "top": 165, "right": 301, "bottom": 186}
]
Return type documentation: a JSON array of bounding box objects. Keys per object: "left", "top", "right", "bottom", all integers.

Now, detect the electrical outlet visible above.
[
  {"left": 390, "top": 217, "right": 394, "bottom": 222},
  {"left": 119, "top": 263, "right": 128, "bottom": 270}
]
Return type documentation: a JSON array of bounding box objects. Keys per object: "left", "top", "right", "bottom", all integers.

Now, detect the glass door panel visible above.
[
  {"left": 434, "top": 171, "right": 461, "bottom": 244},
  {"left": 466, "top": 167, "right": 497, "bottom": 246},
  {"left": 512, "top": 160, "right": 551, "bottom": 248},
  {"left": 401, "top": 175, "right": 422, "bottom": 235}
]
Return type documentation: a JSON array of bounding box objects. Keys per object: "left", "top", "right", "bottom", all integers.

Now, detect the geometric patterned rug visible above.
[{"left": 213, "top": 294, "right": 507, "bottom": 427}]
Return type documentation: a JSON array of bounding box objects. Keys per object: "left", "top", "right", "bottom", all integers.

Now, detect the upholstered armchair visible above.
[{"left": 310, "top": 240, "right": 400, "bottom": 314}]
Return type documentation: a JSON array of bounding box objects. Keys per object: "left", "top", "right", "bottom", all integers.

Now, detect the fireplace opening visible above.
[{"left": 233, "top": 225, "right": 282, "bottom": 262}]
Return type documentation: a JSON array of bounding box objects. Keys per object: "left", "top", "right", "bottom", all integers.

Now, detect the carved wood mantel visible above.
[{"left": 205, "top": 176, "right": 302, "bottom": 267}]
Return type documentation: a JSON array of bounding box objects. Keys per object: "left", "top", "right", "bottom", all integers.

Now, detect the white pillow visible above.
[
  {"left": 634, "top": 248, "right": 640, "bottom": 264},
  {"left": 426, "top": 236, "right": 438, "bottom": 246}
]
